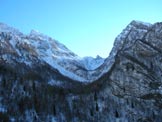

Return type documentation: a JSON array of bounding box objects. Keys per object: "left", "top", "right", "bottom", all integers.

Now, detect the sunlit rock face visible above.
[{"left": 0, "top": 21, "right": 162, "bottom": 122}]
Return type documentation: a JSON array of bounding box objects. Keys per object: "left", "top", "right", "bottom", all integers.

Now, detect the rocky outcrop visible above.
[{"left": 0, "top": 20, "right": 162, "bottom": 122}]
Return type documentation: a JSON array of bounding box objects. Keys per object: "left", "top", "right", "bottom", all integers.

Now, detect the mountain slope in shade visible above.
[{"left": 1, "top": 21, "right": 162, "bottom": 122}]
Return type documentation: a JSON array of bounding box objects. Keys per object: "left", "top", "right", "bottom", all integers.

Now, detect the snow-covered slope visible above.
[
  {"left": 1, "top": 20, "right": 162, "bottom": 122},
  {"left": 0, "top": 20, "right": 153, "bottom": 83},
  {"left": 79, "top": 55, "right": 105, "bottom": 70},
  {"left": 0, "top": 24, "right": 106, "bottom": 82}
]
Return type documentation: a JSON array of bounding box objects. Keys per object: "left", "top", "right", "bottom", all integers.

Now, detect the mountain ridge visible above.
[
  {"left": 0, "top": 23, "right": 105, "bottom": 83},
  {"left": 1, "top": 20, "right": 162, "bottom": 122},
  {"left": 0, "top": 20, "right": 152, "bottom": 83}
]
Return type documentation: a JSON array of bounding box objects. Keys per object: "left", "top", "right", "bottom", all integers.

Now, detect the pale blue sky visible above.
[{"left": 0, "top": 0, "right": 162, "bottom": 57}]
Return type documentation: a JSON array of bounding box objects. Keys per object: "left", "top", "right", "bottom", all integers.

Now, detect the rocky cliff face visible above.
[{"left": 0, "top": 21, "right": 162, "bottom": 122}]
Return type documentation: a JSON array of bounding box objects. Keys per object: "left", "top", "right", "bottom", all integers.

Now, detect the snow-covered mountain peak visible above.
[
  {"left": 130, "top": 20, "right": 152, "bottom": 28},
  {"left": 29, "top": 29, "right": 50, "bottom": 41},
  {"left": 0, "top": 23, "right": 107, "bottom": 82},
  {"left": 79, "top": 56, "right": 105, "bottom": 70},
  {"left": 1, "top": 20, "right": 155, "bottom": 83},
  {"left": 0, "top": 23, "right": 23, "bottom": 36},
  {"left": 28, "top": 29, "right": 77, "bottom": 58},
  {"left": 30, "top": 29, "right": 42, "bottom": 36}
]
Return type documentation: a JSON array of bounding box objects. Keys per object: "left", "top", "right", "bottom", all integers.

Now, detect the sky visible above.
[{"left": 0, "top": 0, "right": 162, "bottom": 58}]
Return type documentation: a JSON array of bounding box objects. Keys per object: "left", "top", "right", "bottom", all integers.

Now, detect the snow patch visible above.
[
  {"left": 0, "top": 106, "right": 7, "bottom": 113},
  {"left": 0, "top": 23, "right": 23, "bottom": 36},
  {"left": 48, "top": 79, "right": 63, "bottom": 86},
  {"left": 79, "top": 55, "right": 105, "bottom": 70},
  {"left": 42, "top": 55, "right": 87, "bottom": 82}
]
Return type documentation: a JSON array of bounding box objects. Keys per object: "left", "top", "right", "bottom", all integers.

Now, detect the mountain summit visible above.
[{"left": 0, "top": 21, "right": 162, "bottom": 122}]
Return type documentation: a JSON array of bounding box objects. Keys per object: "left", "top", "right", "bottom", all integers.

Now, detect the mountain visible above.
[{"left": 0, "top": 21, "right": 162, "bottom": 122}]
